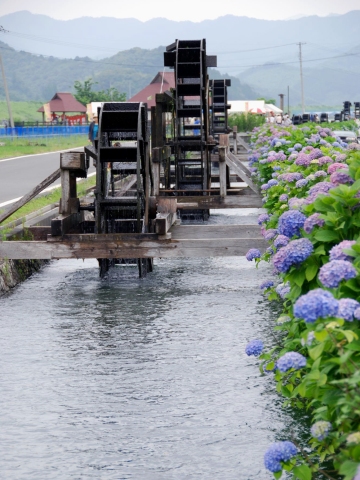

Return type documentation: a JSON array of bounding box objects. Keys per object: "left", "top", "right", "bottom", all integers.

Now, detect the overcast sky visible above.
[{"left": 0, "top": 0, "right": 359, "bottom": 22}]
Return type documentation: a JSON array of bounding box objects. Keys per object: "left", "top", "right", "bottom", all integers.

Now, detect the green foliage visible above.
[
  {"left": 73, "top": 78, "right": 126, "bottom": 105},
  {"left": 228, "top": 112, "right": 265, "bottom": 132},
  {"left": 257, "top": 96, "right": 277, "bottom": 105}
]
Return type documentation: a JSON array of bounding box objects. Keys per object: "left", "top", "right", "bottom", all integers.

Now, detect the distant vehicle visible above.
[{"left": 332, "top": 130, "right": 359, "bottom": 144}]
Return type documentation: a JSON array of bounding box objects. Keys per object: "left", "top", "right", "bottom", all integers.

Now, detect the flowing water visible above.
[{"left": 0, "top": 210, "right": 306, "bottom": 479}]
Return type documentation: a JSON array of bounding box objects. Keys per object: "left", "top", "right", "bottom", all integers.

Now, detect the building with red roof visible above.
[
  {"left": 38, "top": 92, "right": 87, "bottom": 122},
  {"left": 128, "top": 72, "right": 175, "bottom": 108}
]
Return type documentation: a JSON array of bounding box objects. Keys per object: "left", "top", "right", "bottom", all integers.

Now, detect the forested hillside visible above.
[{"left": 0, "top": 42, "right": 259, "bottom": 103}]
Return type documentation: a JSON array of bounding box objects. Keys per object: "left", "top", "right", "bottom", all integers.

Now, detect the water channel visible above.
[{"left": 0, "top": 209, "right": 306, "bottom": 479}]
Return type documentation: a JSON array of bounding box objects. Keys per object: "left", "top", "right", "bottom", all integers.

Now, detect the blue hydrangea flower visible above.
[
  {"left": 273, "top": 166, "right": 282, "bottom": 171},
  {"left": 354, "top": 308, "right": 360, "bottom": 320},
  {"left": 296, "top": 178, "right": 309, "bottom": 188},
  {"left": 329, "top": 240, "right": 356, "bottom": 262},
  {"left": 311, "top": 421, "right": 332, "bottom": 441},
  {"left": 258, "top": 213, "right": 270, "bottom": 225},
  {"left": 279, "top": 194, "right": 288, "bottom": 203},
  {"left": 338, "top": 298, "right": 360, "bottom": 321},
  {"left": 277, "top": 352, "right": 307, "bottom": 372},
  {"left": 273, "top": 238, "right": 313, "bottom": 273},
  {"left": 260, "top": 280, "right": 274, "bottom": 290},
  {"left": 268, "top": 179, "right": 279, "bottom": 188},
  {"left": 301, "top": 331, "right": 315, "bottom": 346},
  {"left": 278, "top": 210, "right": 306, "bottom": 238},
  {"left": 274, "top": 235, "right": 290, "bottom": 249},
  {"left": 294, "top": 289, "right": 339, "bottom": 323},
  {"left": 264, "top": 441, "right": 297, "bottom": 473},
  {"left": 319, "top": 260, "right": 357, "bottom": 288},
  {"left": 246, "top": 249, "right": 261, "bottom": 261},
  {"left": 245, "top": 339, "right": 264, "bottom": 356}
]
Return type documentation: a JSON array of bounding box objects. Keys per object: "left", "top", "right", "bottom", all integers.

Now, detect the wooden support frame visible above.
[
  {"left": 0, "top": 234, "right": 267, "bottom": 259},
  {"left": 0, "top": 168, "right": 60, "bottom": 225}
]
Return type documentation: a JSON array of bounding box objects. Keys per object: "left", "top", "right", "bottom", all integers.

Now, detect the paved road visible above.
[{"left": 0, "top": 148, "right": 96, "bottom": 206}]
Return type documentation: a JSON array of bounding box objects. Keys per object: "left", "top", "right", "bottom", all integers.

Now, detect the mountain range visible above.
[{"left": 0, "top": 11, "right": 359, "bottom": 106}]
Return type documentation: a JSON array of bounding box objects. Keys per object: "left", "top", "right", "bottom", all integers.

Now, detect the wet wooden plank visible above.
[{"left": 0, "top": 237, "right": 267, "bottom": 259}]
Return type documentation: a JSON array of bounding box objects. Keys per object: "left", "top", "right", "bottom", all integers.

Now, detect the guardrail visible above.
[{"left": 0, "top": 126, "right": 89, "bottom": 138}]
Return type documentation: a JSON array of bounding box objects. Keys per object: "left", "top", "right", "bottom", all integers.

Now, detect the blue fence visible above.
[{"left": 0, "top": 126, "right": 89, "bottom": 138}]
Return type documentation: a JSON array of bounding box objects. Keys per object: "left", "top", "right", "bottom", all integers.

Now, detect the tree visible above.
[
  {"left": 74, "top": 78, "right": 126, "bottom": 104},
  {"left": 257, "top": 97, "right": 277, "bottom": 105}
]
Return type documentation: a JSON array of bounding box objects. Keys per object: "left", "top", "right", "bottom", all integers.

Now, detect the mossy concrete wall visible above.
[{"left": 0, "top": 259, "right": 46, "bottom": 296}]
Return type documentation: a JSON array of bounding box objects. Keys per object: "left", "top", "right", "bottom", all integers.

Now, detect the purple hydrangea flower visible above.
[
  {"left": 264, "top": 441, "right": 297, "bottom": 473},
  {"left": 306, "top": 182, "right": 334, "bottom": 203},
  {"left": 277, "top": 352, "right": 307, "bottom": 372},
  {"left": 260, "top": 280, "right": 274, "bottom": 290},
  {"left": 245, "top": 339, "right": 264, "bottom": 356},
  {"left": 303, "top": 213, "right": 325, "bottom": 234},
  {"left": 329, "top": 240, "right": 356, "bottom": 261},
  {"left": 261, "top": 183, "right": 270, "bottom": 191},
  {"left": 278, "top": 210, "right": 306, "bottom": 237},
  {"left": 314, "top": 170, "right": 328, "bottom": 178},
  {"left": 318, "top": 156, "right": 334, "bottom": 165},
  {"left": 295, "top": 153, "right": 311, "bottom": 166},
  {"left": 258, "top": 213, "right": 270, "bottom": 225},
  {"left": 279, "top": 194, "right": 288, "bottom": 203},
  {"left": 288, "top": 197, "right": 307, "bottom": 210},
  {"left": 276, "top": 282, "right": 290, "bottom": 298},
  {"left": 338, "top": 298, "right": 360, "bottom": 321},
  {"left": 311, "top": 421, "right": 332, "bottom": 441},
  {"left": 296, "top": 179, "right": 309, "bottom": 188},
  {"left": 264, "top": 229, "right": 278, "bottom": 241},
  {"left": 319, "top": 260, "right": 357, "bottom": 288},
  {"left": 330, "top": 171, "right": 354, "bottom": 186},
  {"left": 294, "top": 143, "right": 303, "bottom": 150},
  {"left": 354, "top": 308, "right": 360, "bottom": 320},
  {"left": 309, "top": 148, "right": 323, "bottom": 160},
  {"left": 294, "top": 289, "right": 339, "bottom": 323},
  {"left": 246, "top": 249, "right": 261, "bottom": 261},
  {"left": 274, "top": 235, "right": 290, "bottom": 249},
  {"left": 328, "top": 162, "right": 348, "bottom": 174},
  {"left": 273, "top": 238, "right": 313, "bottom": 273}
]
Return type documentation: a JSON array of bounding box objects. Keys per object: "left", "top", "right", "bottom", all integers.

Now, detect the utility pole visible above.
[
  {"left": 0, "top": 53, "right": 14, "bottom": 128},
  {"left": 287, "top": 85, "right": 290, "bottom": 115},
  {"left": 0, "top": 26, "right": 14, "bottom": 128},
  {"left": 298, "top": 42, "right": 306, "bottom": 115}
]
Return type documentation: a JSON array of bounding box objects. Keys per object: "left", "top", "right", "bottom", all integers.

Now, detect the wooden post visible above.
[
  {"left": 219, "top": 146, "right": 227, "bottom": 197},
  {"left": 233, "top": 125, "right": 238, "bottom": 154}
]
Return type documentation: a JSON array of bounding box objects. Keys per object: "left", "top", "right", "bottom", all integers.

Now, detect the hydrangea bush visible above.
[{"left": 245, "top": 121, "right": 360, "bottom": 480}]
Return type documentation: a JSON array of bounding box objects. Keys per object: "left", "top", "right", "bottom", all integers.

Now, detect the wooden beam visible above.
[
  {"left": 0, "top": 236, "right": 267, "bottom": 259},
  {"left": 155, "top": 213, "right": 178, "bottom": 235},
  {"left": 0, "top": 168, "right": 60, "bottom": 225},
  {"left": 51, "top": 213, "right": 81, "bottom": 236},
  {"left": 218, "top": 146, "right": 227, "bottom": 197},
  {"left": 225, "top": 154, "right": 259, "bottom": 194}
]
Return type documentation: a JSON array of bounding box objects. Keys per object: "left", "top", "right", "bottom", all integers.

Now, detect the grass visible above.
[
  {"left": 0, "top": 175, "right": 96, "bottom": 233},
  {"left": 0, "top": 135, "right": 89, "bottom": 159},
  {"left": 228, "top": 112, "right": 266, "bottom": 132},
  {"left": 0, "top": 101, "right": 44, "bottom": 123}
]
